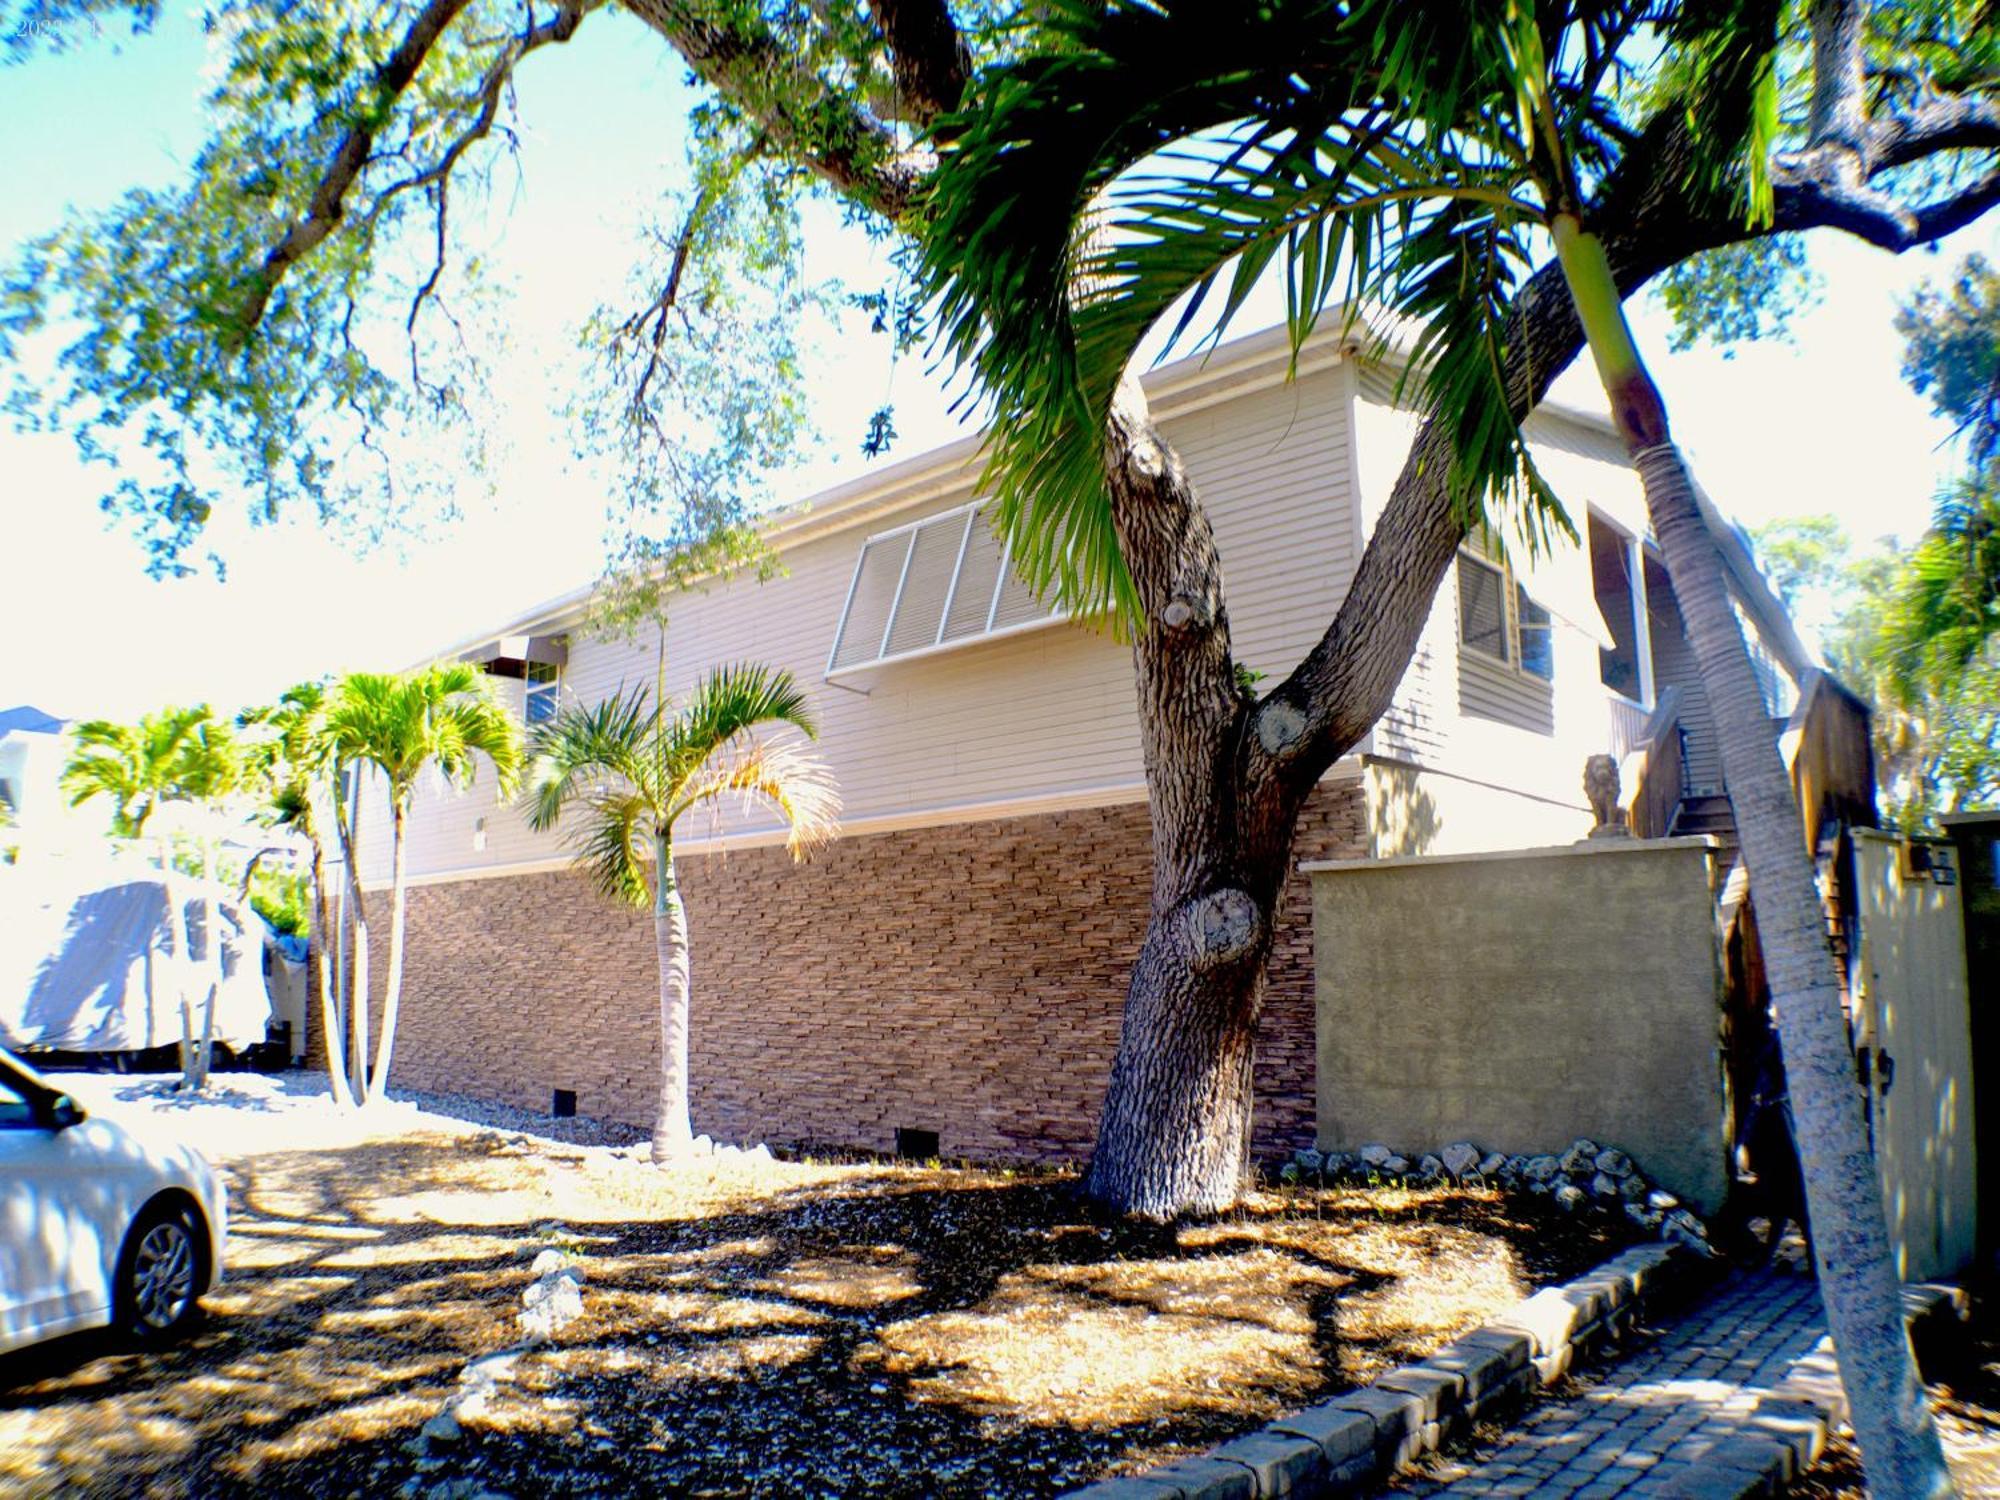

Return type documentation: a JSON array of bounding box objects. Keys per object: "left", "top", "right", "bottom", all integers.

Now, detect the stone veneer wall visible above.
[{"left": 337, "top": 781, "right": 1365, "bottom": 1164}]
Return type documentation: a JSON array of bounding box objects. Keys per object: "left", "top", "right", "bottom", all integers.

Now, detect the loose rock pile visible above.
[{"left": 1279, "top": 1137, "right": 1714, "bottom": 1254}]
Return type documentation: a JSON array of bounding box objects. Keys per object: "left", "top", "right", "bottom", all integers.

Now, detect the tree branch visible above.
[
  {"left": 868, "top": 0, "right": 971, "bottom": 126},
  {"left": 232, "top": 0, "right": 590, "bottom": 347},
  {"left": 1252, "top": 89, "right": 2000, "bottom": 816},
  {"left": 1774, "top": 155, "right": 2000, "bottom": 249},
  {"left": 621, "top": 0, "right": 930, "bottom": 218},
  {"left": 1806, "top": 0, "right": 1870, "bottom": 153}
]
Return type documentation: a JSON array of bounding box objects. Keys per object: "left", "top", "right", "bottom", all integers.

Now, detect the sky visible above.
[{"left": 0, "top": 6, "right": 1993, "bottom": 723}]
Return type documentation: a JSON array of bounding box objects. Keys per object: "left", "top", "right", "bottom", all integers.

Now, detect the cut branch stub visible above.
[
  {"left": 1160, "top": 593, "right": 1214, "bottom": 632},
  {"left": 1185, "top": 887, "right": 1262, "bottom": 971},
  {"left": 1254, "top": 697, "right": 1308, "bottom": 756}
]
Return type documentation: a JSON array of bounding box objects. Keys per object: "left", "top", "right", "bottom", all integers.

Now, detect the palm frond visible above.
[
  {"left": 522, "top": 685, "right": 660, "bottom": 833},
  {"left": 572, "top": 786, "right": 656, "bottom": 908},
  {"left": 671, "top": 734, "right": 841, "bottom": 861},
  {"left": 665, "top": 663, "right": 818, "bottom": 788},
  {"left": 329, "top": 663, "right": 524, "bottom": 805},
  {"left": 920, "top": 0, "right": 1785, "bottom": 613}
]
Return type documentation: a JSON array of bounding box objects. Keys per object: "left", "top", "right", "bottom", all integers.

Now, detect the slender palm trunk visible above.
[
  {"left": 309, "top": 832, "right": 355, "bottom": 1108},
  {"left": 371, "top": 801, "right": 410, "bottom": 1097},
  {"left": 159, "top": 834, "right": 197, "bottom": 1085},
  {"left": 193, "top": 836, "right": 220, "bottom": 1090},
  {"left": 651, "top": 833, "right": 695, "bottom": 1162},
  {"left": 1553, "top": 215, "right": 1953, "bottom": 1498},
  {"left": 334, "top": 774, "right": 372, "bottom": 1107}
]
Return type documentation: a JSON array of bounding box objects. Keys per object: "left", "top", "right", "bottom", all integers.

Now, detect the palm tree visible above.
[
  {"left": 63, "top": 705, "right": 211, "bottom": 1078},
  {"left": 328, "top": 664, "right": 523, "bottom": 1101},
  {"left": 241, "top": 683, "right": 355, "bottom": 1107},
  {"left": 524, "top": 663, "right": 837, "bottom": 1161},
  {"left": 916, "top": 2, "right": 1956, "bottom": 1489},
  {"left": 61, "top": 707, "right": 208, "bottom": 841},
  {"left": 169, "top": 713, "right": 248, "bottom": 1091}
]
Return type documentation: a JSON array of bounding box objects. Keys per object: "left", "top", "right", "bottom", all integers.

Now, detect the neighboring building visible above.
[
  {"left": 0, "top": 706, "right": 82, "bottom": 852},
  {"left": 346, "top": 322, "right": 1820, "bottom": 1162}
]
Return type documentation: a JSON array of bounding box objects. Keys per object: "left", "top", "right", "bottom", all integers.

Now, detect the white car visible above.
[{"left": 0, "top": 1049, "right": 227, "bottom": 1355}]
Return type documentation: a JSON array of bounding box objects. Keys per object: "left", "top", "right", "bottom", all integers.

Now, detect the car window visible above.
[{"left": 0, "top": 1074, "right": 36, "bottom": 1130}]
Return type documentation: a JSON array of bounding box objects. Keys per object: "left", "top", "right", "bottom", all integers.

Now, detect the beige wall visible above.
[
  {"left": 1362, "top": 758, "right": 1590, "bottom": 860},
  {"left": 360, "top": 351, "right": 1364, "bottom": 886},
  {"left": 1308, "top": 837, "right": 1729, "bottom": 1212}
]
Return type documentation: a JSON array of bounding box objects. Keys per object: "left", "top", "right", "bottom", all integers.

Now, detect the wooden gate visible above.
[{"left": 1851, "top": 829, "right": 1978, "bottom": 1281}]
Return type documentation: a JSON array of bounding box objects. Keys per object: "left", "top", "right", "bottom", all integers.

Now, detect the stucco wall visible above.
[{"left": 1308, "top": 837, "right": 1728, "bottom": 1212}]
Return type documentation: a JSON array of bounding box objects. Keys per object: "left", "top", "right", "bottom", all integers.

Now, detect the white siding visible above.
[
  {"left": 358, "top": 357, "right": 1361, "bottom": 885},
  {"left": 1355, "top": 379, "right": 1654, "bottom": 817}
]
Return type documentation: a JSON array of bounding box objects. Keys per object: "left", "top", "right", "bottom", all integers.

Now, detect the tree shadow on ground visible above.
[{"left": 0, "top": 1133, "right": 1629, "bottom": 1499}]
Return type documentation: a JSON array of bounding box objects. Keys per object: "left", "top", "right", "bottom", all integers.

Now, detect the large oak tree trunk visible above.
[
  {"left": 1082, "top": 377, "right": 1303, "bottom": 1217},
  {"left": 1554, "top": 216, "right": 1953, "bottom": 1497}
]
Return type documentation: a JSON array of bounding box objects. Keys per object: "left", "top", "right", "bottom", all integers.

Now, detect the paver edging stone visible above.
[{"left": 1062, "top": 1240, "right": 1705, "bottom": 1499}]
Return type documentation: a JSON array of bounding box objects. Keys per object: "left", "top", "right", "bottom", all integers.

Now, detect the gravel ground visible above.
[{"left": 0, "top": 1071, "right": 1635, "bottom": 1499}]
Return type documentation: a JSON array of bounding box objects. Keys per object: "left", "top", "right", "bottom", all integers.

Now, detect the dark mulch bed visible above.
[{"left": 0, "top": 1116, "right": 1635, "bottom": 1499}]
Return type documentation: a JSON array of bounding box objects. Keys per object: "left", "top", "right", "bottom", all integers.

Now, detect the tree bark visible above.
[
  {"left": 370, "top": 800, "right": 411, "bottom": 1098},
  {"left": 310, "top": 832, "right": 356, "bottom": 1108},
  {"left": 193, "top": 836, "right": 220, "bottom": 1090},
  {"left": 334, "top": 775, "right": 372, "bottom": 1107},
  {"left": 1082, "top": 377, "right": 1296, "bottom": 1217},
  {"left": 651, "top": 835, "right": 695, "bottom": 1163},
  {"left": 1553, "top": 215, "right": 1955, "bottom": 1499},
  {"left": 160, "top": 835, "right": 197, "bottom": 1087}
]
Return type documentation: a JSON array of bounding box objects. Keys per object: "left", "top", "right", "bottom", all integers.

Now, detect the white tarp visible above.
[{"left": 0, "top": 868, "right": 274, "bottom": 1054}]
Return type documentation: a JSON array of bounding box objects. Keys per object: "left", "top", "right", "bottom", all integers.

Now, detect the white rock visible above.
[
  {"left": 529, "top": 1249, "right": 581, "bottom": 1280},
  {"left": 1554, "top": 1183, "right": 1587, "bottom": 1212},
  {"left": 1358, "top": 1143, "right": 1394, "bottom": 1168}
]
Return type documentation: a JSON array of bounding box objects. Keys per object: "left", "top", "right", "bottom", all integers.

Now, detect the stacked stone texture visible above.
[{"left": 323, "top": 783, "right": 1366, "bottom": 1164}]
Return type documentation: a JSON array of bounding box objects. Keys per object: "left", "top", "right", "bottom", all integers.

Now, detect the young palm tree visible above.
[
  {"left": 63, "top": 705, "right": 211, "bottom": 1078},
  {"left": 241, "top": 683, "right": 355, "bottom": 1107},
  {"left": 61, "top": 706, "right": 209, "bottom": 841},
  {"left": 328, "top": 664, "right": 523, "bottom": 1101},
  {"left": 918, "top": 2, "right": 1959, "bottom": 1488},
  {"left": 524, "top": 664, "right": 838, "bottom": 1161},
  {"left": 169, "top": 713, "right": 248, "bottom": 1090}
]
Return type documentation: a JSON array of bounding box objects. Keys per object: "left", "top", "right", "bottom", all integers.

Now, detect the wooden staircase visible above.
[{"left": 1670, "top": 790, "right": 1739, "bottom": 867}]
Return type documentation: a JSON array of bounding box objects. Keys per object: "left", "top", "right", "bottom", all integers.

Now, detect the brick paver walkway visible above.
[{"left": 1397, "top": 1270, "right": 1826, "bottom": 1498}]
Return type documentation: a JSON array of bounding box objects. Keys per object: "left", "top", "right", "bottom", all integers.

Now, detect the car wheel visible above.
[{"left": 116, "top": 1201, "right": 205, "bottom": 1342}]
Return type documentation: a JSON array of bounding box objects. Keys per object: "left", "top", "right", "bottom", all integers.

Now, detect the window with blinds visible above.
[{"left": 827, "top": 501, "right": 1063, "bottom": 676}]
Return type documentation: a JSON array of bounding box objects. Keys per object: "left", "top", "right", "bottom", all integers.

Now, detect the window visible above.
[
  {"left": 1589, "top": 513, "right": 1652, "bottom": 703},
  {"left": 524, "top": 661, "right": 560, "bottom": 725},
  {"left": 828, "top": 500, "right": 1062, "bottom": 676},
  {"left": 1458, "top": 554, "right": 1510, "bottom": 664},
  {"left": 1456, "top": 552, "right": 1553, "bottom": 680},
  {"left": 1516, "top": 585, "right": 1554, "bottom": 681}
]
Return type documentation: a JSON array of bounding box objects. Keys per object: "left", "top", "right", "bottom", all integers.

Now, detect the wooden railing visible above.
[
  {"left": 1624, "top": 685, "right": 1685, "bottom": 840},
  {"left": 1784, "top": 670, "right": 1878, "bottom": 848}
]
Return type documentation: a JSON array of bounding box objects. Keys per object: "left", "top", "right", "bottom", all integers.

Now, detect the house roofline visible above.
[{"left": 413, "top": 312, "right": 1756, "bottom": 673}]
